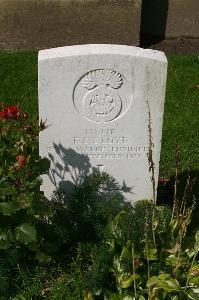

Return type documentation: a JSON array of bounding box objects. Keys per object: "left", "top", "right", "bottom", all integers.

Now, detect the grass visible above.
[
  {"left": 160, "top": 55, "right": 199, "bottom": 176},
  {"left": 0, "top": 51, "right": 198, "bottom": 177},
  {"left": 0, "top": 51, "right": 38, "bottom": 122}
]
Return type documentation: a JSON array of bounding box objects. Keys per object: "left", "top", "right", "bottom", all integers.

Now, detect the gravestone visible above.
[{"left": 39, "top": 44, "right": 167, "bottom": 202}]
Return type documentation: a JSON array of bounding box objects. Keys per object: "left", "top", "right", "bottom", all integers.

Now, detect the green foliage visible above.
[
  {"left": 11, "top": 243, "right": 94, "bottom": 299},
  {"left": 0, "top": 163, "right": 198, "bottom": 300},
  {"left": 0, "top": 52, "right": 198, "bottom": 299},
  {"left": 15, "top": 223, "right": 37, "bottom": 245},
  {"left": 85, "top": 200, "right": 199, "bottom": 300},
  {"left": 0, "top": 106, "right": 52, "bottom": 259},
  {"left": 49, "top": 172, "right": 127, "bottom": 248},
  {"left": 0, "top": 107, "right": 131, "bottom": 298}
]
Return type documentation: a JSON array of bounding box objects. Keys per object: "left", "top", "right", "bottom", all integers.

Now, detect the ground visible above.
[{"left": 144, "top": 37, "right": 199, "bottom": 55}]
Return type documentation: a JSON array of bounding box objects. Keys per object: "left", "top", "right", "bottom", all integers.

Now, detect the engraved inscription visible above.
[
  {"left": 83, "top": 69, "right": 123, "bottom": 90},
  {"left": 72, "top": 127, "right": 150, "bottom": 160},
  {"left": 47, "top": 127, "right": 150, "bottom": 161},
  {"left": 82, "top": 70, "right": 123, "bottom": 122}
]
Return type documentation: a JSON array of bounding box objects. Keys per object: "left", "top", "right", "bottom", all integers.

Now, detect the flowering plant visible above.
[
  {"left": 0, "top": 102, "right": 50, "bottom": 259},
  {"left": 0, "top": 104, "right": 19, "bottom": 119}
]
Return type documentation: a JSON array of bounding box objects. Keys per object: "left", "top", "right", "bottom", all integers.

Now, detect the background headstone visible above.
[
  {"left": 39, "top": 44, "right": 167, "bottom": 202},
  {"left": 0, "top": 0, "right": 141, "bottom": 49}
]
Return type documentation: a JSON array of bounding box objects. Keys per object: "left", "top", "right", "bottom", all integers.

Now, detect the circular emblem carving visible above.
[
  {"left": 82, "top": 69, "right": 123, "bottom": 122},
  {"left": 83, "top": 86, "right": 122, "bottom": 122},
  {"left": 73, "top": 69, "right": 132, "bottom": 123}
]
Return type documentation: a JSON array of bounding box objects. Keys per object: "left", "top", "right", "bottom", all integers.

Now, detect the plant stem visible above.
[
  {"left": 172, "top": 143, "right": 180, "bottom": 220},
  {"left": 132, "top": 243, "right": 137, "bottom": 299},
  {"left": 146, "top": 101, "right": 157, "bottom": 250},
  {"left": 144, "top": 213, "right": 151, "bottom": 300},
  {"left": 146, "top": 101, "right": 156, "bottom": 205},
  {"left": 185, "top": 251, "right": 197, "bottom": 292}
]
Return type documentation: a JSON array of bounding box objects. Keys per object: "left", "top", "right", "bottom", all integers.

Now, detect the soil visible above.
[{"left": 142, "top": 37, "right": 199, "bottom": 55}]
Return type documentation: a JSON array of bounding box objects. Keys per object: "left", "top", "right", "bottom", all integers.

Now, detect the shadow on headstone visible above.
[
  {"left": 47, "top": 143, "right": 133, "bottom": 198},
  {"left": 140, "top": 0, "right": 169, "bottom": 48}
]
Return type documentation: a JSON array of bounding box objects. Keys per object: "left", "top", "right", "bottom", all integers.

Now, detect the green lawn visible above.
[
  {"left": 160, "top": 55, "right": 199, "bottom": 176},
  {"left": 0, "top": 51, "right": 198, "bottom": 177}
]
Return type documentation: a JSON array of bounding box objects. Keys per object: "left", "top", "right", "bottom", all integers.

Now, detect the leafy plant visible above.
[
  {"left": 0, "top": 102, "right": 198, "bottom": 300},
  {"left": 0, "top": 103, "right": 51, "bottom": 258},
  {"left": 0, "top": 104, "right": 132, "bottom": 297},
  {"left": 83, "top": 163, "right": 198, "bottom": 300},
  {"left": 84, "top": 199, "right": 198, "bottom": 299},
  {"left": 84, "top": 108, "right": 198, "bottom": 299}
]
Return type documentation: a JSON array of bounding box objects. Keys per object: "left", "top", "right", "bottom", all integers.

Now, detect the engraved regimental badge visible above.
[
  {"left": 73, "top": 68, "right": 132, "bottom": 123},
  {"left": 82, "top": 69, "right": 123, "bottom": 122}
]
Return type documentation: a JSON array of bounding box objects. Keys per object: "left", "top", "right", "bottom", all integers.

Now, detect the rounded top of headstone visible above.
[{"left": 38, "top": 44, "right": 167, "bottom": 63}]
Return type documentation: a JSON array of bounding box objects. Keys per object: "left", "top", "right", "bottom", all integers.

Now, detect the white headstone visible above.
[{"left": 39, "top": 44, "right": 167, "bottom": 203}]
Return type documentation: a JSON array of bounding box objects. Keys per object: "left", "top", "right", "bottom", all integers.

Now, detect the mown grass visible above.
[
  {"left": 0, "top": 51, "right": 38, "bottom": 122},
  {"left": 0, "top": 51, "right": 198, "bottom": 177},
  {"left": 160, "top": 55, "right": 199, "bottom": 176}
]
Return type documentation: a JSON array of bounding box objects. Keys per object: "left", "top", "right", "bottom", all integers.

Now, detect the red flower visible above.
[
  {"left": 16, "top": 154, "right": 26, "bottom": 169},
  {"left": 3, "top": 106, "right": 20, "bottom": 119},
  {"left": 0, "top": 104, "right": 29, "bottom": 121}
]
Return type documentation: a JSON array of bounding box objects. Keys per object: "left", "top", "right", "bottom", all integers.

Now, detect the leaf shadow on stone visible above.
[{"left": 47, "top": 142, "right": 134, "bottom": 199}]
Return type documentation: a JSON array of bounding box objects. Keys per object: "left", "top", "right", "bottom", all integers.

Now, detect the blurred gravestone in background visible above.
[
  {"left": 140, "top": 0, "right": 169, "bottom": 47},
  {"left": 165, "top": 0, "right": 199, "bottom": 39},
  {"left": 140, "top": 0, "right": 199, "bottom": 47},
  {"left": 0, "top": 0, "right": 142, "bottom": 49}
]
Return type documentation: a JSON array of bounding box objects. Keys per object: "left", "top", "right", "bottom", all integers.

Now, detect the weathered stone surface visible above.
[
  {"left": 166, "top": 0, "right": 199, "bottom": 38},
  {"left": 0, "top": 0, "right": 141, "bottom": 49},
  {"left": 39, "top": 44, "right": 167, "bottom": 202}
]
